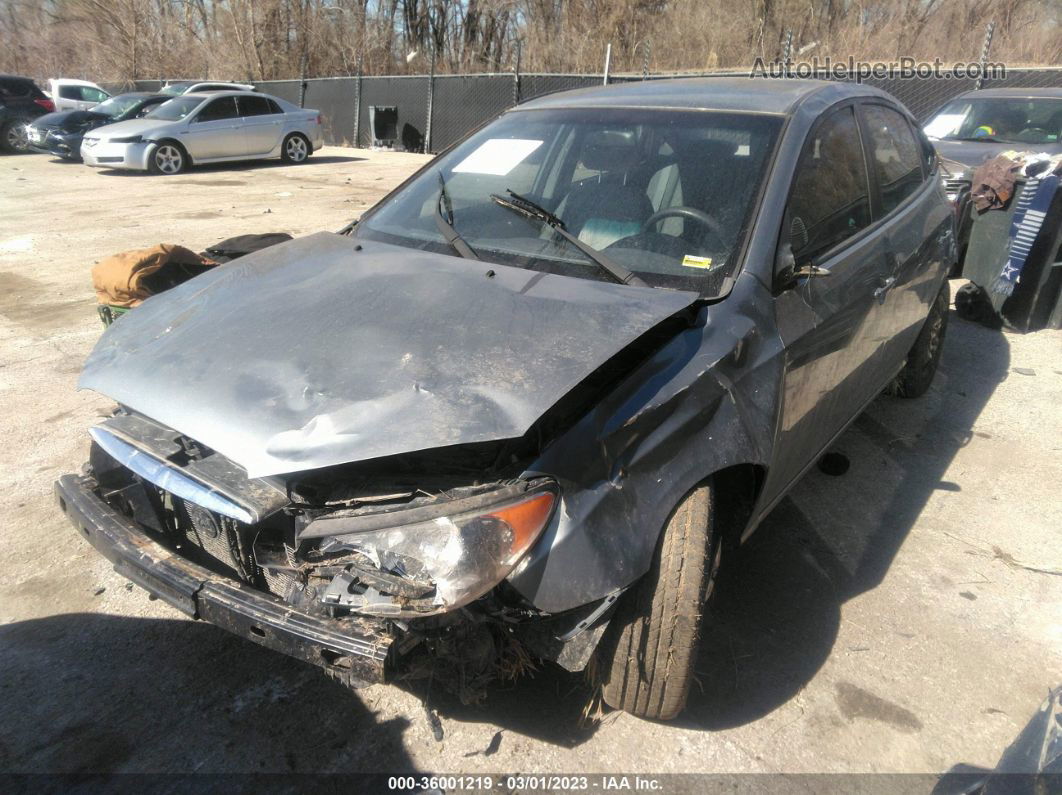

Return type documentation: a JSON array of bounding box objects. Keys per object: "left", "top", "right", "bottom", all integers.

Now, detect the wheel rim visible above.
[
  {"left": 286, "top": 136, "right": 307, "bottom": 162},
  {"left": 155, "top": 145, "right": 182, "bottom": 174},
  {"left": 8, "top": 123, "right": 28, "bottom": 151}
]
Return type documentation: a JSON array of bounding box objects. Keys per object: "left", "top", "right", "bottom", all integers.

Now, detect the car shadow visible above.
[
  {"left": 0, "top": 613, "right": 417, "bottom": 774},
  {"left": 96, "top": 153, "right": 366, "bottom": 177},
  {"left": 681, "top": 308, "right": 1012, "bottom": 729}
]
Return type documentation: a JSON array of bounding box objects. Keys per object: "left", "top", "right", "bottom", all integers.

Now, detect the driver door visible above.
[
  {"left": 759, "top": 104, "right": 892, "bottom": 507},
  {"left": 183, "top": 97, "right": 245, "bottom": 160}
]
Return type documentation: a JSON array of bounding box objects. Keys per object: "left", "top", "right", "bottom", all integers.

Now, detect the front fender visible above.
[{"left": 508, "top": 273, "right": 784, "bottom": 613}]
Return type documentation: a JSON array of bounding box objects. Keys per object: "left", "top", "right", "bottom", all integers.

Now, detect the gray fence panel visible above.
[
  {"left": 430, "top": 75, "right": 515, "bottom": 151},
  {"left": 520, "top": 74, "right": 603, "bottom": 103},
  {"left": 254, "top": 80, "right": 302, "bottom": 106},
  {"left": 303, "top": 78, "right": 358, "bottom": 146},
  {"left": 355, "top": 77, "right": 429, "bottom": 150},
  {"left": 981, "top": 67, "right": 1062, "bottom": 91},
  {"left": 138, "top": 68, "right": 1062, "bottom": 152},
  {"left": 867, "top": 75, "right": 980, "bottom": 120}
]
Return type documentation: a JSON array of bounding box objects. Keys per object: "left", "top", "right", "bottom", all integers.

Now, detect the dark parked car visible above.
[
  {"left": 56, "top": 78, "right": 954, "bottom": 720},
  {"left": 0, "top": 74, "right": 54, "bottom": 152},
  {"left": 924, "top": 87, "right": 1062, "bottom": 270},
  {"left": 27, "top": 92, "right": 168, "bottom": 160}
]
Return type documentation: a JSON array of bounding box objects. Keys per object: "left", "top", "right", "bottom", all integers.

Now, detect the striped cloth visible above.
[{"left": 994, "top": 174, "right": 1059, "bottom": 297}]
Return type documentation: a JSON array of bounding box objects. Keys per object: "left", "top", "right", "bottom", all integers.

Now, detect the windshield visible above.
[
  {"left": 159, "top": 83, "right": 193, "bottom": 96},
  {"left": 90, "top": 94, "right": 145, "bottom": 118},
  {"left": 145, "top": 96, "right": 203, "bottom": 121},
  {"left": 924, "top": 97, "right": 1062, "bottom": 145},
  {"left": 356, "top": 107, "right": 781, "bottom": 292}
]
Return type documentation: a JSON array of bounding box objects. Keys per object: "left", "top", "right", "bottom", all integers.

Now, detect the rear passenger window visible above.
[
  {"left": 267, "top": 99, "right": 282, "bottom": 114},
  {"left": 238, "top": 96, "right": 274, "bottom": 116},
  {"left": 59, "top": 85, "right": 81, "bottom": 99},
  {"left": 787, "top": 106, "right": 872, "bottom": 262},
  {"left": 862, "top": 104, "right": 924, "bottom": 214}
]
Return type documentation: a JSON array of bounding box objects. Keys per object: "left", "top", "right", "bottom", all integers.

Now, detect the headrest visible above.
[{"left": 580, "top": 129, "right": 641, "bottom": 171}]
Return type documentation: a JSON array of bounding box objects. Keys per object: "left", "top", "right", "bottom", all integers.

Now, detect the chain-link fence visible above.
[{"left": 117, "top": 66, "right": 1062, "bottom": 154}]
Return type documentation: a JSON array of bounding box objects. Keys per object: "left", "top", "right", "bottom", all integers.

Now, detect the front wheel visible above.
[
  {"left": 281, "top": 133, "right": 310, "bottom": 164},
  {"left": 887, "top": 279, "right": 949, "bottom": 399},
  {"left": 148, "top": 142, "right": 186, "bottom": 175},
  {"left": 597, "top": 482, "right": 721, "bottom": 721}
]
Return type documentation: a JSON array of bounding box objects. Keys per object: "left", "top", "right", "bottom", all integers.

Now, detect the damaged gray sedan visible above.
[{"left": 56, "top": 78, "right": 954, "bottom": 720}]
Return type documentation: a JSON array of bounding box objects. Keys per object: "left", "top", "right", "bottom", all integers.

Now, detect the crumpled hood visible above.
[
  {"left": 80, "top": 232, "right": 698, "bottom": 478},
  {"left": 32, "top": 110, "right": 107, "bottom": 131}
]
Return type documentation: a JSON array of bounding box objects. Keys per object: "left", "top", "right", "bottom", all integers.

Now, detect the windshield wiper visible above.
[
  {"left": 490, "top": 189, "right": 647, "bottom": 287},
  {"left": 435, "top": 171, "right": 478, "bottom": 260}
]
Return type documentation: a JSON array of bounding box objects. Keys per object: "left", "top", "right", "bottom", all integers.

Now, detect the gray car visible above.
[
  {"left": 923, "top": 87, "right": 1062, "bottom": 270},
  {"left": 56, "top": 78, "right": 954, "bottom": 720},
  {"left": 80, "top": 90, "right": 324, "bottom": 173}
]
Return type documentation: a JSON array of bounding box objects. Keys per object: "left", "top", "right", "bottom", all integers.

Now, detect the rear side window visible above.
[
  {"left": 267, "top": 99, "right": 283, "bottom": 114},
  {"left": 787, "top": 106, "right": 872, "bottom": 262},
  {"left": 81, "top": 87, "right": 108, "bottom": 103},
  {"left": 0, "top": 77, "right": 42, "bottom": 99},
  {"left": 59, "top": 85, "right": 81, "bottom": 99},
  {"left": 238, "top": 96, "right": 274, "bottom": 116},
  {"left": 196, "top": 97, "right": 239, "bottom": 122},
  {"left": 862, "top": 104, "right": 924, "bottom": 214}
]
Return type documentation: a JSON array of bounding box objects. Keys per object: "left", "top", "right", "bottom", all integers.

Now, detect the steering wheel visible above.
[
  {"left": 642, "top": 206, "right": 727, "bottom": 241},
  {"left": 1017, "top": 127, "right": 1050, "bottom": 141}
]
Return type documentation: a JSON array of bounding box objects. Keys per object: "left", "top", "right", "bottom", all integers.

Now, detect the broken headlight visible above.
[{"left": 302, "top": 484, "right": 556, "bottom": 617}]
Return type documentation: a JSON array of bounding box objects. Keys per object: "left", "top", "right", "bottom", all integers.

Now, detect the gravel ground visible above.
[{"left": 0, "top": 147, "right": 1059, "bottom": 783}]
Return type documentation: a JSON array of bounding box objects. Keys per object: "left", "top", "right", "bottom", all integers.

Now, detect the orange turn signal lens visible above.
[{"left": 487, "top": 491, "right": 556, "bottom": 565}]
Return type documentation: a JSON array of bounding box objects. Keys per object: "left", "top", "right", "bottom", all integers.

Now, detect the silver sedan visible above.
[{"left": 80, "top": 91, "right": 325, "bottom": 174}]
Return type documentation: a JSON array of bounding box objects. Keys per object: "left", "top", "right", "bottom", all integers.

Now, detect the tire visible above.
[
  {"left": 887, "top": 279, "right": 949, "bottom": 399},
  {"left": 598, "top": 482, "right": 721, "bottom": 721},
  {"left": 281, "top": 133, "right": 310, "bottom": 164},
  {"left": 147, "top": 141, "right": 186, "bottom": 174},
  {"left": 1, "top": 117, "right": 31, "bottom": 153}
]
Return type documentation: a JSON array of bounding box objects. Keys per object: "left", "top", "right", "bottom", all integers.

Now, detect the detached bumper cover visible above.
[{"left": 54, "top": 474, "right": 393, "bottom": 684}]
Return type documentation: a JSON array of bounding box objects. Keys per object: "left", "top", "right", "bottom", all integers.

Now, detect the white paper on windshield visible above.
[
  {"left": 452, "top": 139, "right": 543, "bottom": 176},
  {"left": 924, "top": 114, "right": 964, "bottom": 140}
]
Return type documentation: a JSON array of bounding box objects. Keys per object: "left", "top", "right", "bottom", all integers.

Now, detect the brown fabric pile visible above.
[
  {"left": 91, "top": 244, "right": 217, "bottom": 308},
  {"left": 970, "top": 155, "right": 1023, "bottom": 213}
]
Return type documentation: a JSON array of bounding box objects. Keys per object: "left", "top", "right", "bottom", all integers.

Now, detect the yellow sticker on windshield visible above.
[{"left": 681, "top": 255, "right": 714, "bottom": 269}]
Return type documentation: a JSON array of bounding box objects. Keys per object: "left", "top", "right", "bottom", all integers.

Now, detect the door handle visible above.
[{"left": 873, "top": 276, "right": 897, "bottom": 300}]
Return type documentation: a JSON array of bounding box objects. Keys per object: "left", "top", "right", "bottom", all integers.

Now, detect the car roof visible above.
[
  {"left": 515, "top": 76, "right": 892, "bottom": 115},
  {"left": 50, "top": 78, "right": 99, "bottom": 86},
  {"left": 953, "top": 87, "right": 1062, "bottom": 100}
]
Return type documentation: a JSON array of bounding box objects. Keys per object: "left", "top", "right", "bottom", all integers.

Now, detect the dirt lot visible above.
[{"left": 1, "top": 147, "right": 1059, "bottom": 781}]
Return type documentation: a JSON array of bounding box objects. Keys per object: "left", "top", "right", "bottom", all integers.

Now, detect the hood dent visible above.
[{"left": 80, "top": 232, "right": 698, "bottom": 478}]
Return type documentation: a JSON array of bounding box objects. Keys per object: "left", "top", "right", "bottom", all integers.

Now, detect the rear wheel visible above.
[
  {"left": 1, "top": 117, "right": 30, "bottom": 153},
  {"left": 281, "top": 133, "right": 310, "bottom": 164},
  {"left": 598, "top": 482, "right": 721, "bottom": 721},
  {"left": 887, "top": 279, "right": 949, "bottom": 399},
  {"left": 148, "top": 142, "right": 186, "bottom": 175}
]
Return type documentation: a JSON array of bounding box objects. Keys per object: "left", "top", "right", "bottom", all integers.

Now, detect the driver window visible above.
[
  {"left": 786, "top": 106, "right": 871, "bottom": 264},
  {"left": 195, "top": 97, "right": 239, "bottom": 123}
]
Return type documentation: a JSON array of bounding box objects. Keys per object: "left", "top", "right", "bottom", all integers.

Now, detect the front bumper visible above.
[
  {"left": 80, "top": 140, "right": 152, "bottom": 170},
  {"left": 28, "top": 128, "right": 82, "bottom": 159},
  {"left": 54, "top": 474, "right": 393, "bottom": 685}
]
